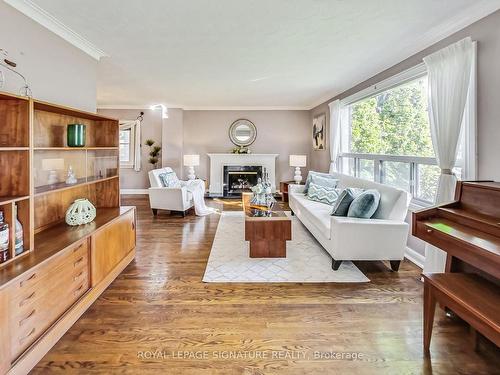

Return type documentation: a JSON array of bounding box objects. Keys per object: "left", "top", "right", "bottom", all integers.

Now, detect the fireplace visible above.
[{"left": 223, "top": 165, "right": 262, "bottom": 197}]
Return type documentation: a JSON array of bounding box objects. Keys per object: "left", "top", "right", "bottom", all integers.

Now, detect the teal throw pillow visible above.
[
  {"left": 347, "top": 189, "right": 381, "bottom": 219},
  {"left": 307, "top": 182, "right": 341, "bottom": 205},
  {"left": 158, "top": 172, "right": 180, "bottom": 188},
  {"left": 331, "top": 188, "right": 364, "bottom": 216},
  {"left": 304, "top": 171, "right": 338, "bottom": 193},
  {"left": 310, "top": 174, "right": 339, "bottom": 189}
]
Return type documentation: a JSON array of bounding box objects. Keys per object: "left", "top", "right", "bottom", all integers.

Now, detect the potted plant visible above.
[{"left": 145, "top": 139, "right": 162, "bottom": 168}]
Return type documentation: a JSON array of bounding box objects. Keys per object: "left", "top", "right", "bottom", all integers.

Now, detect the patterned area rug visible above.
[{"left": 203, "top": 212, "right": 369, "bottom": 283}]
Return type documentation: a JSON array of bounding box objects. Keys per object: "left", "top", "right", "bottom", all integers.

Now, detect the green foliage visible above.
[
  {"left": 145, "top": 139, "right": 161, "bottom": 168},
  {"left": 350, "top": 79, "right": 437, "bottom": 201},
  {"left": 350, "top": 80, "right": 433, "bottom": 157}
]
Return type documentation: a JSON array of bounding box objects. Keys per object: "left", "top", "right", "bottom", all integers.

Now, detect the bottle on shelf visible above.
[
  {"left": 0, "top": 210, "right": 10, "bottom": 263},
  {"left": 14, "top": 204, "right": 24, "bottom": 255}
]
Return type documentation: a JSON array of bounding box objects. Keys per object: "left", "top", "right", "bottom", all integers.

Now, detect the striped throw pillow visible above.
[{"left": 307, "top": 182, "right": 341, "bottom": 205}]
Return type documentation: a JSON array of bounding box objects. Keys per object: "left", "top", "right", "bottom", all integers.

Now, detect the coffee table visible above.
[{"left": 242, "top": 193, "right": 292, "bottom": 258}]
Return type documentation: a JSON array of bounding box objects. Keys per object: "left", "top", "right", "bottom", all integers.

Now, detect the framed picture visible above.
[{"left": 312, "top": 113, "right": 326, "bottom": 150}]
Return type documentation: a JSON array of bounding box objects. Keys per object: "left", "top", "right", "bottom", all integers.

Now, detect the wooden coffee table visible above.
[{"left": 242, "top": 193, "right": 292, "bottom": 258}]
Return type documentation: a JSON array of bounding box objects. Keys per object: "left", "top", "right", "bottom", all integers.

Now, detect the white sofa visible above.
[
  {"left": 148, "top": 167, "right": 194, "bottom": 216},
  {"left": 288, "top": 172, "right": 411, "bottom": 271}
]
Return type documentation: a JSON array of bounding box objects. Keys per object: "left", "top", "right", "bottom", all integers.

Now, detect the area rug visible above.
[{"left": 202, "top": 212, "right": 369, "bottom": 283}]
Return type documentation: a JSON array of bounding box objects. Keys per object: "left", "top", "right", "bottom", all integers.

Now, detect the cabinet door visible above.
[{"left": 91, "top": 209, "right": 136, "bottom": 286}]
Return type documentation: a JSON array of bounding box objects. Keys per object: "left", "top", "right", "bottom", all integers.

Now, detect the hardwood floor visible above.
[{"left": 31, "top": 196, "right": 499, "bottom": 374}]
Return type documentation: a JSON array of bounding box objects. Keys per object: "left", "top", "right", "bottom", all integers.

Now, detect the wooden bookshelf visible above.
[
  {"left": 0, "top": 90, "right": 135, "bottom": 375},
  {"left": 0, "top": 91, "right": 121, "bottom": 263},
  {"left": 0, "top": 93, "right": 32, "bottom": 266}
]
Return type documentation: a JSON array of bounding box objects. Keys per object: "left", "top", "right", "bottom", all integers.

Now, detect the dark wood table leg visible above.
[{"left": 424, "top": 281, "right": 437, "bottom": 354}]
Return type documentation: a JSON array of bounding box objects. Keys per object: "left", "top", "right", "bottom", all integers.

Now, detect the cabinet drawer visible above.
[
  {"left": 9, "top": 242, "right": 90, "bottom": 360},
  {"left": 12, "top": 240, "right": 88, "bottom": 296},
  {"left": 91, "top": 209, "right": 136, "bottom": 286},
  {"left": 10, "top": 241, "right": 88, "bottom": 309}
]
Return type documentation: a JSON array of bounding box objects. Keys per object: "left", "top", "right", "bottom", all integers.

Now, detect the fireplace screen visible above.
[{"left": 223, "top": 166, "right": 262, "bottom": 197}]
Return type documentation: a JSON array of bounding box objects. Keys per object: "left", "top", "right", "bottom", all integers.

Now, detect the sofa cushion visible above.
[
  {"left": 329, "top": 172, "right": 410, "bottom": 221},
  {"left": 331, "top": 188, "right": 363, "bottom": 216},
  {"left": 292, "top": 193, "right": 333, "bottom": 239},
  {"left": 347, "top": 189, "right": 380, "bottom": 218},
  {"left": 307, "top": 182, "right": 340, "bottom": 205},
  {"left": 310, "top": 174, "right": 339, "bottom": 189},
  {"left": 304, "top": 171, "right": 338, "bottom": 194}
]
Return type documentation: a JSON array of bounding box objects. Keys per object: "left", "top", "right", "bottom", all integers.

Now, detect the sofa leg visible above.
[
  {"left": 390, "top": 260, "right": 401, "bottom": 272},
  {"left": 181, "top": 210, "right": 186, "bottom": 217},
  {"left": 290, "top": 210, "right": 295, "bottom": 216},
  {"left": 332, "top": 259, "right": 342, "bottom": 271},
  {"left": 152, "top": 208, "right": 158, "bottom": 216}
]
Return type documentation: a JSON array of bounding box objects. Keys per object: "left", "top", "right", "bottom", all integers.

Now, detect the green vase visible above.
[{"left": 67, "top": 124, "right": 86, "bottom": 147}]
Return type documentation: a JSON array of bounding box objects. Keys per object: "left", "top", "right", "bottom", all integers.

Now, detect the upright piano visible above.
[{"left": 412, "top": 181, "right": 500, "bottom": 353}]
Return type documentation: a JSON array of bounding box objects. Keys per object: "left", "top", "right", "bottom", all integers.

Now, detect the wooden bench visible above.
[{"left": 423, "top": 273, "right": 500, "bottom": 353}]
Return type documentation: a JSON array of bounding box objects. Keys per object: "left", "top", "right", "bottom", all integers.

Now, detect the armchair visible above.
[{"left": 148, "top": 167, "right": 194, "bottom": 216}]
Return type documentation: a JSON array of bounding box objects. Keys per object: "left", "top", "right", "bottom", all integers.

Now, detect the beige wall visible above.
[
  {"left": 99, "top": 108, "right": 310, "bottom": 189},
  {"left": 98, "top": 108, "right": 163, "bottom": 189},
  {"left": 183, "top": 110, "right": 310, "bottom": 184},
  {"left": 310, "top": 10, "right": 500, "bottom": 181},
  {"left": 0, "top": 2, "right": 97, "bottom": 112},
  {"left": 162, "top": 108, "right": 184, "bottom": 177}
]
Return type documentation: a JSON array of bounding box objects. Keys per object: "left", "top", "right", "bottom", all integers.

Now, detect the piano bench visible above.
[{"left": 422, "top": 273, "right": 500, "bottom": 354}]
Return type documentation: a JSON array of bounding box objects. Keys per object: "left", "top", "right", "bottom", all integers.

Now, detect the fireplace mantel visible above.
[{"left": 207, "top": 153, "right": 279, "bottom": 197}]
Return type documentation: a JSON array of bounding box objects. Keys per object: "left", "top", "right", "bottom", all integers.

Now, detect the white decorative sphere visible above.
[{"left": 65, "top": 198, "right": 96, "bottom": 226}]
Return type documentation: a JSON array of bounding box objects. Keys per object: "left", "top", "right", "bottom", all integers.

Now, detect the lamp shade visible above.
[
  {"left": 289, "top": 155, "right": 307, "bottom": 167},
  {"left": 42, "top": 158, "right": 65, "bottom": 171},
  {"left": 183, "top": 154, "right": 200, "bottom": 167}
]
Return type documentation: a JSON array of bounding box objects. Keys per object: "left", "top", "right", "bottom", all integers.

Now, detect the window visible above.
[
  {"left": 119, "top": 123, "right": 135, "bottom": 168},
  {"left": 337, "top": 56, "right": 476, "bottom": 206}
]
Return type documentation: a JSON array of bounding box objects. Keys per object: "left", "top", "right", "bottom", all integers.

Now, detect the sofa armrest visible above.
[
  {"left": 330, "top": 216, "right": 409, "bottom": 260},
  {"left": 288, "top": 184, "right": 305, "bottom": 194}
]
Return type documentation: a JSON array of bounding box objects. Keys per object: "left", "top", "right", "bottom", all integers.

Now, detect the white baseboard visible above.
[
  {"left": 120, "top": 189, "right": 149, "bottom": 194},
  {"left": 404, "top": 246, "right": 424, "bottom": 269}
]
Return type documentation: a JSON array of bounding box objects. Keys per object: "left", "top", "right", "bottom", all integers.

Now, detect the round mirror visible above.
[{"left": 229, "top": 119, "right": 257, "bottom": 147}]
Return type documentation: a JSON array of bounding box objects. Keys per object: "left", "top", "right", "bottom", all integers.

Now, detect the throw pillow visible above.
[
  {"left": 310, "top": 174, "right": 339, "bottom": 189},
  {"left": 304, "top": 171, "right": 338, "bottom": 193},
  {"left": 158, "top": 172, "right": 180, "bottom": 188},
  {"left": 307, "top": 182, "right": 341, "bottom": 205},
  {"left": 347, "top": 189, "right": 381, "bottom": 219},
  {"left": 331, "top": 188, "right": 363, "bottom": 216}
]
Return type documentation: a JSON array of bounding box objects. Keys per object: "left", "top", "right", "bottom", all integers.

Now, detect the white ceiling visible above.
[{"left": 17, "top": 0, "right": 500, "bottom": 108}]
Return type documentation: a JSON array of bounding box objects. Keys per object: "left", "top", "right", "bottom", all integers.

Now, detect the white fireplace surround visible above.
[{"left": 208, "top": 153, "right": 279, "bottom": 196}]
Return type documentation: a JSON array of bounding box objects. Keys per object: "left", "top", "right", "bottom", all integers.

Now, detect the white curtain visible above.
[
  {"left": 119, "top": 119, "right": 142, "bottom": 172},
  {"left": 328, "top": 99, "right": 341, "bottom": 173},
  {"left": 423, "top": 37, "right": 473, "bottom": 273}
]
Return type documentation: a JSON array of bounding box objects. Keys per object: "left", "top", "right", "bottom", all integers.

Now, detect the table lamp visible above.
[
  {"left": 183, "top": 154, "right": 200, "bottom": 180},
  {"left": 289, "top": 155, "right": 307, "bottom": 184}
]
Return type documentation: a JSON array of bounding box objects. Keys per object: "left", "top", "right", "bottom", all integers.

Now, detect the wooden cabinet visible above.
[
  {"left": 91, "top": 209, "right": 136, "bottom": 286},
  {"left": 0, "top": 290, "right": 10, "bottom": 374},
  {"left": 0, "top": 91, "right": 135, "bottom": 375},
  {"left": 7, "top": 240, "right": 90, "bottom": 361}
]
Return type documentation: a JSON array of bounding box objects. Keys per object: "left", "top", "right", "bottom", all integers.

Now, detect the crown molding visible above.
[
  {"left": 181, "top": 106, "right": 310, "bottom": 111},
  {"left": 4, "top": 0, "right": 107, "bottom": 60},
  {"left": 98, "top": 104, "right": 310, "bottom": 111}
]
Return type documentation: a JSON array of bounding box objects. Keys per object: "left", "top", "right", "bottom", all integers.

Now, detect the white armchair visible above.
[{"left": 148, "top": 167, "right": 194, "bottom": 216}]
